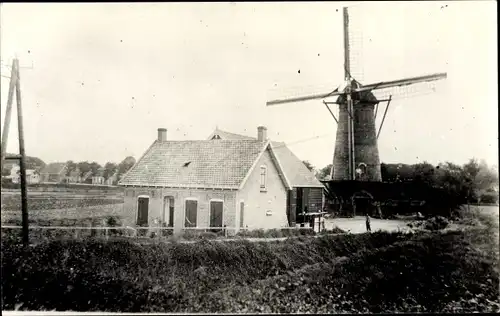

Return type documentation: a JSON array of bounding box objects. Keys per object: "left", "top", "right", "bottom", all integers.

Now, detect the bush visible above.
[
  {"left": 424, "top": 216, "right": 449, "bottom": 231},
  {"left": 192, "top": 230, "right": 499, "bottom": 314},
  {"left": 479, "top": 193, "right": 499, "bottom": 205},
  {"left": 236, "top": 228, "right": 315, "bottom": 238},
  {"left": 1, "top": 231, "right": 408, "bottom": 312},
  {"left": 407, "top": 216, "right": 449, "bottom": 231},
  {"left": 319, "top": 226, "right": 346, "bottom": 235},
  {"left": 181, "top": 230, "right": 225, "bottom": 241}
]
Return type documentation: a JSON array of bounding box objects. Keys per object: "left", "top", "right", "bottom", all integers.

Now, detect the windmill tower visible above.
[{"left": 266, "top": 6, "right": 447, "bottom": 182}]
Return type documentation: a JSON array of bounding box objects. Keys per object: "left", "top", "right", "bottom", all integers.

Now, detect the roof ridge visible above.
[{"left": 210, "top": 128, "right": 256, "bottom": 140}]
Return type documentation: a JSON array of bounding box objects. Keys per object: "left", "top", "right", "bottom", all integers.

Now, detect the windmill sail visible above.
[
  {"left": 266, "top": 89, "right": 342, "bottom": 106},
  {"left": 344, "top": 4, "right": 365, "bottom": 82},
  {"left": 354, "top": 73, "right": 447, "bottom": 93}
]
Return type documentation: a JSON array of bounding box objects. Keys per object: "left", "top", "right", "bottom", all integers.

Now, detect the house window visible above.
[
  {"left": 260, "top": 166, "right": 267, "bottom": 190},
  {"left": 184, "top": 199, "right": 198, "bottom": 228}
]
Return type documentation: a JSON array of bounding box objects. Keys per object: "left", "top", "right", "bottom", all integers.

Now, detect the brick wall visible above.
[{"left": 122, "top": 187, "right": 237, "bottom": 233}]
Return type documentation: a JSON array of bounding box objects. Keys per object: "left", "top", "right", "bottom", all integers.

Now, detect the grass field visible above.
[{"left": 1, "top": 205, "right": 498, "bottom": 313}]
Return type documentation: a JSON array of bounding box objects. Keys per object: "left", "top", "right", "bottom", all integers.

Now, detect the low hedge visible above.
[
  {"left": 192, "top": 230, "right": 499, "bottom": 313},
  {"left": 1, "top": 231, "right": 407, "bottom": 312},
  {"left": 236, "top": 228, "right": 316, "bottom": 238}
]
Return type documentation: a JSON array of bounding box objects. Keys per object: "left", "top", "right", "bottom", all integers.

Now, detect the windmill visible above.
[{"left": 266, "top": 5, "right": 447, "bottom": 183}]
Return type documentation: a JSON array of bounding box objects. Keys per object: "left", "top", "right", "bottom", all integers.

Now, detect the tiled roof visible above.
[
  {"left": 270, "top": 142, "right": 323, "bottom": 187},
  {"left": 211, "top": 128, "right": 323, "bottom": 188},
  {"left": 119, "top": 140, "right": 268, "bottom": 189},
  {"left": 40, "top": 162, "right": 66, "bottom": 175}
]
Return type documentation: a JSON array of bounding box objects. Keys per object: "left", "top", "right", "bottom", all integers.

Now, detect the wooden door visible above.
[
  {"left": 302, "top": 187, "right": 310, "bottom": 212},
  {"left": 137, "top": 197, "right": 149, "bottom": 226},
  {"left": 210, "top": 201, "right": 223, "bottom": 229},
  {"left": 185, "top": 200, "right": 198, "bottom": 227}
]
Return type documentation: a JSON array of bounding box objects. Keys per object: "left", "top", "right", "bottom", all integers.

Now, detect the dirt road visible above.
[{"left": 325, "top": 216, "right": 411, "bottom": 234}]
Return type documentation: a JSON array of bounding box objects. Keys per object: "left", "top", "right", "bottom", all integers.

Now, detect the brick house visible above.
[
  {"left": 207, "top": 127, "right": 325, "bottom": 226},
  {"left": 40, "top": 162, "right": 68, "bottom": 183},
  {"left": 118, "top": 126, "right": 323, "bottom": 235}
]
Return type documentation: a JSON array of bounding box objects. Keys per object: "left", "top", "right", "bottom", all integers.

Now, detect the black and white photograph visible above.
[{"left": 1, "top": 1, "right": 498, "bottom": 314}]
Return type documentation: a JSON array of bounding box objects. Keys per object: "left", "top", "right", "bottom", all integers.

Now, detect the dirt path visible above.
[{"left": 325, "top": 216, "right": 411, "bottom": 234}]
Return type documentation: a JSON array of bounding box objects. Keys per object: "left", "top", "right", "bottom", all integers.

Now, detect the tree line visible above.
[
  {"left": 1, "top": 154, "right": 136, "bottom": 182},
  {"left": 64, "top": 156, "right": 136, "bottom": 180},
  {"left": 303, "top": 158, "right": 499, "bottom": 204}
]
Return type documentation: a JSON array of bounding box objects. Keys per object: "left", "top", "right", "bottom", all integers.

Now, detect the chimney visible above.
[
  {"left": 257, "top": 126, "right": 267, "bottom": 142},
  {"left": 157, "top": 128, "right": 167, "bottom": 141}
]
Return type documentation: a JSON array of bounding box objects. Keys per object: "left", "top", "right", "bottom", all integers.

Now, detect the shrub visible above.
[
  {"left": 407, "top": 216, "right": 449, "bottom": 231},
  {"left": 236, "top": 228, "right": 315, "bottom": 238},
  {"left": 319, "top": 226, "right": 346, "bottom": 235},
  {"left": 424, "top": 216, "right": 449, "bottom": 231},
  {"left": 191, "top": 230, "right": 499, "bottom": 314},
  {"left": 1, "top": 230, "right": 408, "bottom": 312},
  {"left": 479, "top": 193, "right": 499, "bottom": 205},
  {"left": 181, "top": 230, "right": 225, "bottom": 241}
]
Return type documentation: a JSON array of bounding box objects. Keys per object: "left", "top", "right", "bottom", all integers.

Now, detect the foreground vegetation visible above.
[{"left": 2, "top": 206, "right": 498, "bottom": 313}]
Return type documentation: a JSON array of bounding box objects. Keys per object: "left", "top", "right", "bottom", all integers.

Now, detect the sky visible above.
[{"left": 0, "top": 1, "right": 497, "bottom": 170}]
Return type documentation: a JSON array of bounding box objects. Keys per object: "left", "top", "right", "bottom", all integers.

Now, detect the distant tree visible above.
[
  {"left": 103, "top": 162, "right": 118, "bottom": 180},
  {"left": 463, "top": 159, "right": 499, "bottom": 203},
  {"left": 302, "top": 160, "right": 315, "bottom": 172},
  {"left": 77, "top": 161, "right": 91, "bottom": 177},
  {"left": 66, "top": 160, "right": 77, "bottom": 176},
  {"left": 25, "top": 156, "right": 46, "bottom": 171},
  {"left": 316, "top": 164, "right": 333, "bottom": 181},
  {"left": 472, "top": 160, "right": 498, "bottom": 192},
  {"left": 381, "top": 163, "right": 400, "bottom": 182},
  {"left": 89, "top": 161, "right": 102, "bottom": 176},
  {"left": 413, "top": 161, "right": 436, "bottom": 185},
  {"left": 1, "top": 168, "right": 10, "bottom": 177},
  {"left": 117, "top": 156, "right": 136, "bottom": 177},
  {"left": 3, "top": 153, "right": 45, "bottom": 172}
]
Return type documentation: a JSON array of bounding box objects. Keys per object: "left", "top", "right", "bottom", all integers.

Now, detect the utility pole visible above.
[
  {"left": 1, "top": 58, "right": 29, "bottom": 247},
  {"left": 0, "top": 59, "right": 17, "bottom": 164}
]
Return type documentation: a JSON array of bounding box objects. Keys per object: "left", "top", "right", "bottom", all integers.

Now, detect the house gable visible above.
[
  {"left": 207, "top": 128, "right": 323, "bottom": 188},
  {"left": 237, "top": 146, "right": 289, "bottom": 229}
]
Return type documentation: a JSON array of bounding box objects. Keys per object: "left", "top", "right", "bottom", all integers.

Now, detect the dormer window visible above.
[
  {"left": 211, "top": 135, "right": 221, "bottom": 140},
  {"left": 260, "top": 166, "right": 267, "bottom": 191}
]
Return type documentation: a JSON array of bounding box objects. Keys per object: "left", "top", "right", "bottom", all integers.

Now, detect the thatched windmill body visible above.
[{"left": 266, "top": 6, "right": 447, "bottom": 183}]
